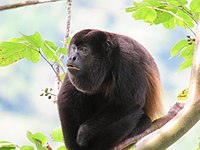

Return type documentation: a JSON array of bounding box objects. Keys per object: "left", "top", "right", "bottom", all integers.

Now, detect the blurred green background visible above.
[{"left": 0, "top": 0, "right": 200, "bottom": 149}]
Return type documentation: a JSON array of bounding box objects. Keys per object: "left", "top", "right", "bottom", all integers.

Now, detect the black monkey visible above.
[{"left": 57, "top": 29, "right": 163, "bottom": 150}]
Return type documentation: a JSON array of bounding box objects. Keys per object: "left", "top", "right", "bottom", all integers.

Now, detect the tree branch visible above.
[
  {"left": 134, "top": 16, "right": 200, "bottom": 150},
  {"left": 0, "top": 0, "right": 62, "bottom": 11},
  {"left": 55, "top": 0, "right": 72, "bottom": 91},
  {"left": 114, "top": 102, "right": 185, "bottom": 150}
]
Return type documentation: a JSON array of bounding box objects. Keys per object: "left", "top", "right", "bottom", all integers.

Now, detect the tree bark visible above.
[{"left": 0, "top": 0, "right": 62, "bottom": 11}]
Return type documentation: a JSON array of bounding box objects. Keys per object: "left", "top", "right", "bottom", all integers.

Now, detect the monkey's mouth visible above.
[{"left": 67, "top": 64, "right": 80, "bottom": 71}]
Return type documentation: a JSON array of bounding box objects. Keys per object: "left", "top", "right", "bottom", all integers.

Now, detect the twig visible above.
[
  {"left": 114, "top": 102, "right": 185, "bottom": 150},
  {"left": 0, "top": 0, "right": 62, "bottom": 11},
  {"left": 55, "top": 0, "right": 72, "bottom": 91},
  {"left": 38, "top": 50, "right": 61, "bottom": 82},
  {"left": 64, "top": 0, "right": 72, "bottom": 48}
]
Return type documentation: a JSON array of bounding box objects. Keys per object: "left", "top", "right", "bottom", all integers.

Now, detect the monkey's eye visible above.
[
  {"left": 79, "top": 47, "right": 88, "bottom": 53},
  {"left": 71, "top": 45, "right": 77, "bottom": 51}
]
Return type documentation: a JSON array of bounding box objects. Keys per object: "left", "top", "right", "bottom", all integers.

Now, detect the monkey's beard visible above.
[{"left": 67, "top": 63, "right": 108, "bottom": 94}]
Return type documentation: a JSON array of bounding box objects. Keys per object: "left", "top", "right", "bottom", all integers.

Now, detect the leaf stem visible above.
[{"left": 38, "top": 50, "right": 61, "bottom": 82}]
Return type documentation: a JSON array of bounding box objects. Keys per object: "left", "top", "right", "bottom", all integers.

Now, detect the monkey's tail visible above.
[{"left": 145, "top": 65, "right": 164, "bottom": 121}]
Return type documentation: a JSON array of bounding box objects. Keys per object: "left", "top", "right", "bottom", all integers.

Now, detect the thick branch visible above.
[
  {"left": 114, "top": 102, "right": 185, "bottom": 150},
  {"left": 135, "top": 16, "right": 200, "bottom": 150},
  {"left": 0, "top": 0, "right": 62, "bottom": 11}
]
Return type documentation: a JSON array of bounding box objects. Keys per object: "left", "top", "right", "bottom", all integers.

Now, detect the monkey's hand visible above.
[{"left": 76, "top": 124, "right": 93, "bottom": 147}]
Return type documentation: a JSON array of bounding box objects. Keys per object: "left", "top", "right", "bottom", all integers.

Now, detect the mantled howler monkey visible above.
[{"left": 57, "top": 29, "right": 163, "bottom": 150}]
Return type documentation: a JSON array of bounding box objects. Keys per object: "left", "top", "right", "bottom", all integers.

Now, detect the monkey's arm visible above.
[{"left": 76, "top": 104, "right": 150, "bottom": 149}]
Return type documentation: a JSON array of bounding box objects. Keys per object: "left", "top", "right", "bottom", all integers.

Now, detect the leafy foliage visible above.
[
  {"left": 0, "top": 32, "right": 67, "bottom": 73},
  {"left": 127, "top": 0, "right": 200, "bottom": 70},
  {"left": 51, "top": 128, "right": 65, "bottom": 143},
  {"left": 126, "top": 0, "right": 200, "bottom": 28},
  {"left": 0, "top": 141, "right": 17, "bottom": 150},
  {"left": 0, "top": 129, "right": 66, "bottom": 150}
]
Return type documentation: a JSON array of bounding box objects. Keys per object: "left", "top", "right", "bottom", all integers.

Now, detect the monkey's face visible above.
[
  {"left": 67, "top": 44, "right": 93, "bottom": 76},
  {"left": 66, "top": 30, "right": 113, "bottom": 93}
]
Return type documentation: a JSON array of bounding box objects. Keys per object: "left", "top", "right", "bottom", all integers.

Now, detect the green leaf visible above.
[
  {"left": 132, "top": 7, "right": 157, "bottom": 22},
  {"left": 21, "top": 32, "right": 43, "bottom": 48},
  {"left": 153, "top": 10, "right": 174, "bottom": 24},
  {"left": 126, "top": 7, "right": 137, "bottom": 12},
  {"left": 166, "top": 0, "right": 187, "bottom": 6},
  {"left": 41, "top": 41, "right": 57, "bottom": 61},
  {"left": 144, "top": 0, "right": 164, "bottom": 7},
  {"left": 45, "top": 40, "right": 58, "bottom": 51},
  {"left": 176, "top": 10, "right": 194, "bottom": 28},
  {"left": 162, "top": 18, "right": 176, "bottom": 29},
  {"left": 57, "top": 145, "right": 67, "bottom": 150},
  {"left": 24, "top": 47, "right": 40, "bottom": 63},
  {"left": 8, "top": 36, "right": 26, "bottom": 43},
  {"left": 0, "top": 52, "right": 24, "bottom": 66},
  {"left": 179, "top": 44, "right": 194, "bottom": 59},
  {"left": 51, "top": 127, "right": 64, "bottom": 142},
  {"left": 57, "top": 48, "right": 67, "bottom": 55},
  {"left": 190, "top": 0, "right": 200, "bottom": 12},
  {"left": 0, "top": 42, "right": 26, "bottom": 66},
  {"left": 133, "top": 1, "right": 150, "bottom": 7},
  {"left": 178, "top": 58, "right": 192, "bottom": 70},
  {"left": 171, "top": 40, "right": 188, "bottom": 56},
  {"left": 0, "top": 42, "right": 26, "bottom": 55},
  {"left": 194, "top": 12, "right": 200, "bottom": 22},
  {"left": 20, "top": 145, "right": 34, "bottom": 150},
  {"left": 27, "top": 131, "right": 47, "bottom": 145},
  {"left": 0, "top": 141, "right": 16, "bottom": 150},
  {"left": 34, "top": 142, "right": 47, "bottom": 150}
]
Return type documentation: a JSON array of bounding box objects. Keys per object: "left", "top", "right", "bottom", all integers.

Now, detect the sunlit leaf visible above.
[
  {"left": 162, "top": 18, "right": 176, "bottom": 29},
  {"left": 27, "top": 131, "right": 47, "bottom": 145},
  {"left": 0, "top": 42, "right": 26, "bottom": 55},
  {"left": 0, "top": 141, "right": 16, "bottom": 150},
  {"left": 166, "top": 0, "right": 187, "bottom": 6},
  {"left": 144, "top": 0, "right": 164, "bottom": 7},
  {"left": 190, "top": 0, "right": 200, "bottom": 12},
  {"left": 21, "top": 32, "right": 43, "bottom": 48},
  {"left": 51, "top": 127, "right": 64, "bottom": 142},
  {"left": 45, "top": 40, "right": 58, "bottom": 51},
  {"left": 24, "top": 47, "right": 40, "bottom": 63},
  {"left": 41, "top": 41, "right": 57, "bottom": 61},
  {"left": 126, "top": 7, "right": 137, "bottom": 12},
  {"left": 178, "top": 57, "right": 192, "bottom": 70},
  {"left": 153, "top": 10, "right": 173, "bottom": 24},
  {"left": 20, "top": 145, "right": 34, "bottom": 150},
  {"left": 171, "top": 40, "right": 188, "bottom": 56},
  {"left": 57, "top": 145, "right": 67, "bottom": 150},
  {"left": 176, "top": 10, "right": 194, "bottom": 28},
  {"left": 57, "top": 48, "right": 67, "bottom": 55},
  {"left": 132, "top": 7, "right": 157, "bottom": 22},
  {"left": 179, "top": 44, "right": 194, "bottom": 59},
  {"left": 0, "top": 42, "right": 26, "bottom": 66}
]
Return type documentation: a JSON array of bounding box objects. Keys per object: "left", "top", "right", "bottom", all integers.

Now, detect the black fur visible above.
[{"left": 57, "top": 29, "right": 162, "bottom": 150}]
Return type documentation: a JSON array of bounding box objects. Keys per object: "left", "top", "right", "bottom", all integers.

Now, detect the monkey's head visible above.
[{"left": 66, "top": 29, "right": 117, "bottom": 93}]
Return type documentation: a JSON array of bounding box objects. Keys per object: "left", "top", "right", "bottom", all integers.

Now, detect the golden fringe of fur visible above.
[{"left": 145, "top": 67, "right": 164, "bottom": 121}]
